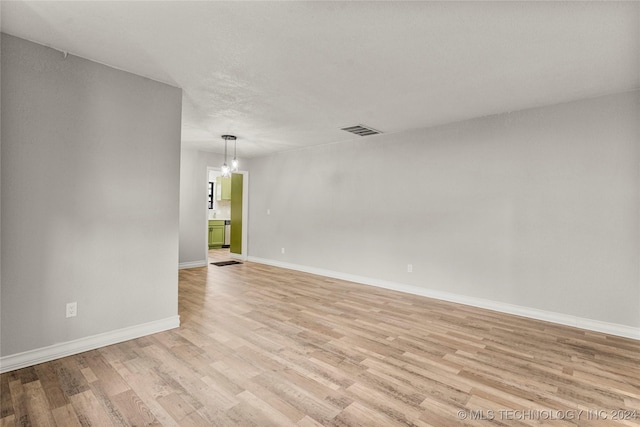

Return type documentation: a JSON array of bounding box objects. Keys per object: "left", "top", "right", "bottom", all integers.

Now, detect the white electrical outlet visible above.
[
  {"left": 66, "top": 302, "right": 77, "bottom": 318},
  {"left": 281, "top": 247, "right": 285, "bottom": 254},
  {"left": 407, "top": 264, "right": 413, "bottom": 273}
]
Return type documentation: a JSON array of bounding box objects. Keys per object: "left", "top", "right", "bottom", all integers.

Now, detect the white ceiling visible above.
[{"left": 2, "top": 1, "right": 639, "bottom": 158}]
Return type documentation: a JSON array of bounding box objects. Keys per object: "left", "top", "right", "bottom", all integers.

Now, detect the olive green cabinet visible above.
[
  {"left": 230, "top": 173, "right": 243, "bottom": 254},
  {"left": 216, "top": 177, "right": 231, "bottom": 201},
  {"left": 208, "top": 220, "right": 225, "bottom": 248}
]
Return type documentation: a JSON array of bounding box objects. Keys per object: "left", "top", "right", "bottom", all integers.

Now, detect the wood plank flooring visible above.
[{"left": 2, "top": 249, "right": 639, "bottom": 426}]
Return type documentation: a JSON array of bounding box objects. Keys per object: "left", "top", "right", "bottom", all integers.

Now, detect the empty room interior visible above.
[{"left": 1, "top": 1, "right": 639, "bottom": 426}]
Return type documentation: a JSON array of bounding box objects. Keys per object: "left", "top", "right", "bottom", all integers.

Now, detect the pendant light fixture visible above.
[
  {"left": 232, "top": 137, "right": 239, "bottom": 172},
  {"left": 221, "top": 135, "right": 236, "bottom": 178}
]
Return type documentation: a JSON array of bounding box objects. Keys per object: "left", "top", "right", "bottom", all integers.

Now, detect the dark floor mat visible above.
[{"left": 211, "top": 260, "right": 243, "bottom": 267}]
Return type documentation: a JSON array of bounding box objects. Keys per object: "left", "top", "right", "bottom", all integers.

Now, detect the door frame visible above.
[{"left": 205, "top": 166, "right": 249, "bottom": 261}]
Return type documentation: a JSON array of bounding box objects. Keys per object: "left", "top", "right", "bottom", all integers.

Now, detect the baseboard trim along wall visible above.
[
  {"left": 179, "top": 260, "right": 208, "bottom": 269},
  {"left": 0, "top": 315, "right": 180, "bottom": 373},
  {"left": 230, "top": 252, "right": 247, "bottom": 261},
  {"left": 248, "top": 256, "right": 640, "bottom": 341}
]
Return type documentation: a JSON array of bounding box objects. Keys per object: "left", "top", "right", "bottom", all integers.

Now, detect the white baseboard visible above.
[
  {"left": 229, "top": 252, "right": 247, "bottom": 261},
  {"left": 179, "top": 260, "right": 208, "bottom": 269},
  {"left": 0, "top": 315, "right": 180, "bottom": 373},
  {"left": 248, "top": 256, "right": 640, "bottom": 341}
]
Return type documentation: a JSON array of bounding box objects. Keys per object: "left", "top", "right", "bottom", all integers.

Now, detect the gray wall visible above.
[
  {"left": 1, "top": 35, "right": 182, "bottom": 356},
  {"left": 179, "top": 149, "right": 224, "bottom": 265},
  {"left": 247, "top": 90, "right": 640, "bottom": 328}
]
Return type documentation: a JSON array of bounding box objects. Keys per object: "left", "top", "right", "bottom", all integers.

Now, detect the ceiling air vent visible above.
[{"left": 341, "top": 125, "right": 381, "bottom": 137}]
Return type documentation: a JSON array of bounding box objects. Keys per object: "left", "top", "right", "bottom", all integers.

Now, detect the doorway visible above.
[{"left": 205, "top": 167, "right": 249, "bottom": 261}]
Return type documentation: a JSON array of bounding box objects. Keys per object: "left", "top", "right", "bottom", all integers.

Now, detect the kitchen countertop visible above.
[{"left": 209, "top": 218, "right": 230, "bottom": 221}]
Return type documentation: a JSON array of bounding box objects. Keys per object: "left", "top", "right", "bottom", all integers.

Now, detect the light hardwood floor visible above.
[{"left": 2, "top": 249, "right": 639, "bottom": 426}]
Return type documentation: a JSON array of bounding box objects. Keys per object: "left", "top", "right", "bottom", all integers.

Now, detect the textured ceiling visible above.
[{"left": 2, "top": 1, "right": 639, "bottom": 158}]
